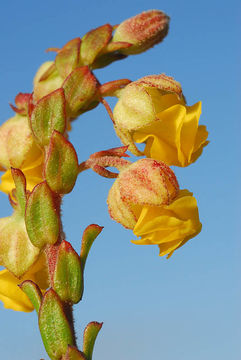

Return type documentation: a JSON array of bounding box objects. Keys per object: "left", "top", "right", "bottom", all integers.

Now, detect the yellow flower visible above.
[
  {"left": 107, "top": 158, "right": 202, "bottom": 257},
  {"left": 132, "top": 190, "right": 202, "bottom": 257},
  {"left": 113, "top": 74, "right": 208, "bottom": 167},
  {"left": 0, "top": 253, "right": 49, "bottom": 312},
  {"left": 0, "top": 114, "right": 43, "bottom": 194}
]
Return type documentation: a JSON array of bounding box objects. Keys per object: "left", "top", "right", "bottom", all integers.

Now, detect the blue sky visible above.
[{"left": 0, "top": 1, "right": 240, "bottom": 359}]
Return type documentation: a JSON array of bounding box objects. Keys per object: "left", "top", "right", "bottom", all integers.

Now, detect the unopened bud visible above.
[
  {"left": 0, "top": 115, "right": 43, "bottom": 194},
  {"left": 0, "top": 209, "right": 39, "bottom": 277},
  {"left": 0, "top": 115, "right": 42, "bottom": 170},
  {"left": 33, "top": 61, "right": 63, "bottom": 102},
  {"left": 112, "top": 10, "right": 169, "bottom": 55}
]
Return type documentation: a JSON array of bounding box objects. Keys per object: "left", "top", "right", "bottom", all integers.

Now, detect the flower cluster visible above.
[{"left": 0, "top": 9, "right": 208, "bottom": 360}]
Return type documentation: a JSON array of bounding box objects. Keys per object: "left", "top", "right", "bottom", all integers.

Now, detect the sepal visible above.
[
  {"left": 63, "top": 346, "right": 86, "bottom": 360},
  {"left": 83, "top": 321, "right": 103, "bottom": 360},
  {"left": 9, "top": 93, "right": 32, "bottom": 116},
  {"left": 80, "top": 224, "right": 103, "bottom": 272},
  {"left": 79, "top": 146, "right": 131, "bottom": 178},
  {"left": 38, "top": 62, "right": 57, "bottom": 81},
  {"left": 62, "top": 66, "right": 98, "bottom": 118},
  {"left": 19, "top": 279, "right": 42, "bottom": 313},
  {"left": 80, "top": 24, "right": 112, "bottom": 66},
  {"left": 91, "top": 52, "right": 127, "bottom": 70},
  {"left": 30, "top": 88, "right": 66, "bottom": 147},
  {"left": 99, "top": 79, "right": 131, "bottom": 97},
  {"left": 53, "top": 241, "right": 83, "bottom": 304},
  {"left": 55, "top": 38, "right": 81, "bottom": 79},
  {"left": 11, "top": 168, "right": 27, "bottom": 215},
  {"left": 39, "top": 288, "right": 74, "bottom": 360},
  {"left": 44, "top": 131, "right": 78, "bottom": 194},
  {"left": 103, "top": 41, "right": 132, "bottom": 53},
  {"left": 25, "top": 181, "right": 60, "bottom": 248}
]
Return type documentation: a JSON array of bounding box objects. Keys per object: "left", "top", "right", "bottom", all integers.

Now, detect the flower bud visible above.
[
  {"left": 33, "top": 61, "right": 63, "bottom": 102},
  {"left": 0, "top": 115, "right": 43, "bottom": 194},
  {"left": 107, "top": 158, "right": 202, "bottom": 257},
  {"left": 112, "top": 10, "right": 169, "bottom": 55},
  {"left": 0, "top": 210, "right": 40, "bottom": 277},
  {"left": 0, "top": 115, "right": 41, "bottom": 170},
  {"left": 113, "top": 74, "right": 209, "bottom": 166}
]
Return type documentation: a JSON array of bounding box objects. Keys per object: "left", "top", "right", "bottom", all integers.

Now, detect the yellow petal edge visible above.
[
  {"left": 132, "top": 190, "right": 202, "bottom": 257},
  {"left": 0, "top": 254, "right": 48, "bottom": 312}
]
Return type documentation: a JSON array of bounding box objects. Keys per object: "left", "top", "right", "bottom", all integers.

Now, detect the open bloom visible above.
[
  {"left": 0, "top": 253, "right": 48, "bottom": 312},
  {"left": 0, "top": 114, "right": 43, "bottom": 194},
  {"left": 107, "top": 158, "right": 202, "bottom": 257},
  {"left": 113, "top": 74, "right": 208, "bottom": 167}
]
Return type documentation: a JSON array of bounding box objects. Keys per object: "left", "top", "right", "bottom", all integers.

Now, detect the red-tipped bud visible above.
[{"left": 112, "top": 10, "right": 170, "bottom": 55}]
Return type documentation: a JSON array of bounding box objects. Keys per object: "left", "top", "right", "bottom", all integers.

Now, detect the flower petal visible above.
[
  {"left": 0, "top": 253, "right": 49, "bottom": 312},
  {"left": 0, "top": 269, "right": 34, "bottom": 312},
  {"left": 134, "top": 104, "right": 185, "bottom": 165},
  {"left": 132, "top": 190, "right": 202, "bottom": 257},
  {"left": 134, "top": 101, "right": 208, "bottom": 167},
  {"left": 179, "top": 102, "right": 202, "bottom": 164},
  {"left": 0, "top": 158, "right": 43, "bottom": 194}
]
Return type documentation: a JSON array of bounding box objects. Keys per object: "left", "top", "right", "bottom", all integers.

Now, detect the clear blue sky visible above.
[{"left": 0, "top": 1, "right": 240, "bottom": 359}]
